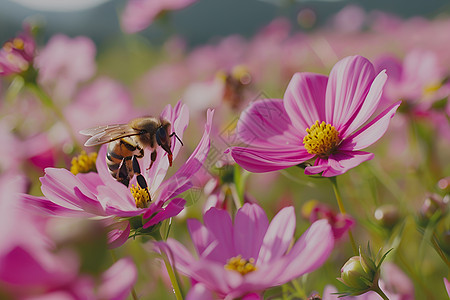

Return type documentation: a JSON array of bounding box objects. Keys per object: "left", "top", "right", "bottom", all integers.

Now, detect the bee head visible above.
[{"left": 156, "top": 122, "right": 173, "bottom": 166}]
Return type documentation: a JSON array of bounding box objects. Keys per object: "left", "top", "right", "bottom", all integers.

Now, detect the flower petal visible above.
[
  {"left": 307, "top": 151, "right": 374, "bottom": 177},
  {"left": 203, "top": 207, "right": 235, "bottom": 263},
  {"left": 233, "top": 203, "right": 269, "bottom": 260},
  {"left": 273, "top": 220, "right": 334, "bottom": 284},
  {"left": 105, "top": 219, "right": 131, "bottom": 249},
  {"left": 230, "top": 146, "right": 313, "bottom": 173},
  {"left": 340, "top": 101, "right": 401, "bottom": 150},
  {"left": 155, "top": 109, "right": 213, "bottom": 204},
  {"left": 342, "top": 70, "right": 388, "bottom": 137},
  {"left": 147, "top": 101, "right": 189, "bottom": 194},
  {"left": 21, "top": 194, "right": 89, "bottom": 217},
  {"left": 155, "top": 239, "right": 197, "bottom": 276},
  {"left": 283, "top": 73, "right": 328, "bottom": 130},
  {"left": 187, "top": 219, "right": 215, "bottom": 257},
  {"left": 40, "top": 168, "right": 100, "bottom": 212},
  {"left": 143, "top": 198, "right": 186, "bottom": 228},
  {"left": 444, "top": 278, "right": 450, "bottom": 297},
  {"left": 236, "top": 98, "right": 299, "bottom": 146},
  {"left": 97, "top": 258, "right": 137, "bottom": 300},
  {"left": 325, "top": 56, "right": 376, "bottom": 130},
  {"left": 257, "top": 206, "right": 295, "bottom": 264},
  {"left": 186, "top": 283, "right": 214, "bottom": 300}
]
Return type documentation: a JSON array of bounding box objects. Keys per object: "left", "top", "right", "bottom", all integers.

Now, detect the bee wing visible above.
[{"left": 80, "top": 124, "right": 141, "bottom": 147}]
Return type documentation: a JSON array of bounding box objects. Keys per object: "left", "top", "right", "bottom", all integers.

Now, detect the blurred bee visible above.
[{"left": 80, "top": 117, "right": 183, "bottom": 187}]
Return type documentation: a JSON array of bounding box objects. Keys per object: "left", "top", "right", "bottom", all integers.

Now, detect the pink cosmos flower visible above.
[
  {"left": 374, "top": 49, "right": 448, "bottom": 108},
  {"left": 156, "top": 203, "right": 334, "bottom": 299},
  {"left": 303, "top": 201, "right": 355, "bottom": 240},
  {"left": 0, "top": 174, "right": 137, "bottom": 299},
  {"left": 121, "top": 0, "right": 199, "bottom": 33},
  {"left": 0, "top": 26, "right": 35, "bottom": 76},
  {"left": 35, "top": 34, "right": 96, "bottom": 101},
  {"left": 23, "top": 103, "right": 213, "bottom": 248},
  {"left": 230, "top": 55, "right": 400, "bottom": 177}
]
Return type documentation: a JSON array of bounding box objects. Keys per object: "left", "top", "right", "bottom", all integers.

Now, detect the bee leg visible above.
[
  {"left": 170, "top": 132, "right": 184, "bottom": 146},
  {"left": 117, "top": 158, "right": 130, "bottom": 187},
  {"left": 132, "top": 155, "right": 148, "bottom": 190},
  {"left": 147, "top": 150, "right": 157, "bottom": 170}
]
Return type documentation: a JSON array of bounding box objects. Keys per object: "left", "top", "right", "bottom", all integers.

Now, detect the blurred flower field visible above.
[{"left": 0, "top": 1, "right": 449, "bottom": 299}]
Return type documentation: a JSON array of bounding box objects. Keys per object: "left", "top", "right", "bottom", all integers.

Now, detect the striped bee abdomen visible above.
[{"left": 106, "top": 137, "right": 144, "bottom": 186}]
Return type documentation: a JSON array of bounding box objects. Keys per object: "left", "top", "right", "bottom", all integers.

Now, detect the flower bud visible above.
[
  {"left": 419, "top": 194, "right": 449, "bottom": 226},
  {"left": 337, "top": 244, "right": 391, "bottom": 297},
  {"left": 339, "top": 256, "right": 371, "bottom": 290},
  {"left": 374, "top": 204, "right": 400, "bottom": 229}
]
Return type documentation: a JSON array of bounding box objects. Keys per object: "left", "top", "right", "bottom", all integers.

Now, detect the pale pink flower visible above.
[
  {"left": 121, "top": 0, "right": 199, "bottom": 33},
  {"left": 156, "top": 203, "right": 334, "bottom": 299},
  {"left": 64, "top": 77, "right": 138, "bottom": 144},
  {"left": 330, "top": 5, "right": 367, "bottom": 33},
  {"left": 374, "top": 49, "right": 448, "bottom": 108},
  {"left": 230, "top": 55, "right": 400, "bottom": 177},
  {"left": 0, "top": 26, "right": 35, "bottom": 76},
  {"left": 35, "top": 34, "right": 96, "bottom": 101}
]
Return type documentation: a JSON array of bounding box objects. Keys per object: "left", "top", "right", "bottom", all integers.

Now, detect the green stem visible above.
[
  {"left": 431, "top": 233, "right": 450, "bottom": 269},
  {"left": 373, "top": 284, "right": 389, "bottom": 300},
  {"left": 161, "top": 250, "right": 184, "bottom": 300},
  {"left": 111, "top": 250, "right": 138, "bottom": 300},
  {"left": 329, "top": 177, "right": 358, "bottom": 255},
  {"left": 26, "top": 83, "right": 82, "bottom": 152}
]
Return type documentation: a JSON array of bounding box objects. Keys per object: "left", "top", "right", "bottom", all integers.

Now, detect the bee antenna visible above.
[{"left": 170, "top": 132, "right": 184, "bottom": 146}]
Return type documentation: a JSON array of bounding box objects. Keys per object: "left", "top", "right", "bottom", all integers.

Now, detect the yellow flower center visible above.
[
  {"left": 231, "top": 65, "right": 251, "bottom": 85},
  {"left": 3, "top": 38, "right": 24, "bottom": 52},
  {"left": 423, "top": 82, "right": 442, "bottom": 96},
  {"left": 70, "top": 151, "right": 97, "bottom": 175},
  {"left": 224, "top": 255, "right": 257, "bottom": 275},
  {"left": 303, "top": 121, "right": 340, "bottom": 158},
  {"left": 130, "top": 184, "right": 150, "bottom": 209},
  {"left": 13, "top": 38, "right": 25, "bottom": 50}
]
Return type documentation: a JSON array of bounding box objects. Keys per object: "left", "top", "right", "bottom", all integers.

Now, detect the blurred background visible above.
[
  {"left": 2, "top": 0, "right": 450, "bottom": 46},
  {"left": 1, "top": 0, "right": 449, "bottom": 299}
]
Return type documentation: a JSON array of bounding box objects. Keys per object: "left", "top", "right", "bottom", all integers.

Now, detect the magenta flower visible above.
[
  {"left": 156, "top": 203, "right": 334, "bottom": 299},
  {"left": 0, "top": 174, "right": 137, "bottom": 299},
  {"left": 23, "top": 103, "right": 213, "bottom": 247},
  {"left": 121, "top": 0, "right": 199, "bottom": 33},
  {"left": 304, "top": 201, "right": 355, "bottom": 240},
  {"left": 0, "top": 26, "right": 35, "bottom": 76},
  {"left": 230, "top": 55, "right": 400, "bottom": 177}
]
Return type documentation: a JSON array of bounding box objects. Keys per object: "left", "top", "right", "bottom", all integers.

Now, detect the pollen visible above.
[
  {"left": 70, "top": 151, "right": 98, "bottom": 175},
  {"left": 224, "top": 255, "right": 257, "bottom": 275},
  {"left": 130, "top": 184, "right": 150, "bottom": 209},
  {"left": 303, "top": 121, "right": 340, "bottom": 158}
]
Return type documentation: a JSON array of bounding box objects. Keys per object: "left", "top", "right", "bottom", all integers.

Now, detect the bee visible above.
[{"left": 80, "top": 117, "right": 183, "bottom": 187}]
